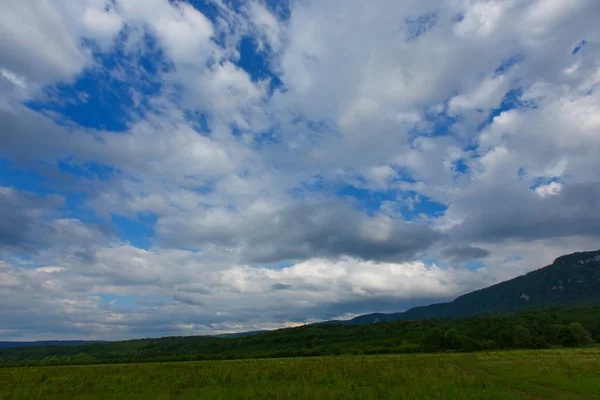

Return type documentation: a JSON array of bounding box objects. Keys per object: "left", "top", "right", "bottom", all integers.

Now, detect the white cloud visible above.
[
  {"left": 83, "top": 6, "right": 124, "bottom": 47},
  {"left": 535, "top": 181, "right": 563, "bottom": 198},
  {"left": 0, "top": 0, "right": 89, "bottom": 86},
  {"left": 150, "top": 2, "right": 214, "bottom": 64},
  {"left": 453, "top": 0, "right": 512, "bottom": 39},
  {"left": 0, "top": 69, "right": 27, "bottom": 89},
  {"left": 0, "top": 249, "right": 493, "bottom": 340},
  {"left": 451, "top": 75, "right": 505, "bottom": 110},
  {"left": 246, "top": 2, "right": 281, "bottom": 51}
]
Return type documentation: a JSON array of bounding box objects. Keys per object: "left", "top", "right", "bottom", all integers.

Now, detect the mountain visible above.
[
  {"left": 0, "top": 341, "right": 102, "bottom": 349},
  {"left": 334, "top": 249, "right": 600, "bottom": 325}
]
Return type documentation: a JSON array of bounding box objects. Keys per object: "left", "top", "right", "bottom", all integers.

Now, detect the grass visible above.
[{"left": 1, "top": 348, "right": 600, "bottom": 399}]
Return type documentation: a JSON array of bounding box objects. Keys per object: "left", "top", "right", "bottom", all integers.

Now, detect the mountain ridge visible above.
[{"left": 326, "top": 249, "right": 600, "bottom": 325}]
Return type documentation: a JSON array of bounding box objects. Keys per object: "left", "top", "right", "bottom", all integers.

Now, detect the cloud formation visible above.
[{"left": 0, "top": 0, "right": 599, "bottom": 339}]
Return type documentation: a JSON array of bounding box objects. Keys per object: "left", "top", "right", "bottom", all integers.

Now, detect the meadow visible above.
[{"left": 1, "top": 347, "right": 599, "bottom": 399}]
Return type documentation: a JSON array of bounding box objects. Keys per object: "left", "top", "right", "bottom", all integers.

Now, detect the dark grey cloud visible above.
[
  {"left": 0, "top": 96, "right": 71, "bottom": 163},
  {"left": 448, "top": 182, "right": 600, "bottom": 243},
  {"left": 0, "top": 187, "right": 110, "bottom": 254},
  {"left": 271, "top": 283, "right": 292, "bottom": 290},
  {"left": 242, "top": 203, "right": 445, "bottom": 263},
  {"left": 0, "top": 188, "right": 63, "bottom": 252},
  {"left": 157, "top": 201, "right": 445, "bottom": 264},
  {"left": 441, "top": 245, "right": 490, "bottom": 262}
]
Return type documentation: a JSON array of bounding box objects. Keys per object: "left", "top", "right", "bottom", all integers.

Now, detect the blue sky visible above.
[{"left": 1, "top": 0, "right": 600, "bottom": 340}]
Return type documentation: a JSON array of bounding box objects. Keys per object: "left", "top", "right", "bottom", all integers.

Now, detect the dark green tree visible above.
[
  {"left": 569, "top": 322, "right": 593, "bottom": 345},
  {"left": 420, "top": 329, "right": 445, "bottom": 352},
  {"left": 556, "top": 326, "right": 578, "bottom": 347},
  {"left": 443, "top": 328, "right": 460, "bottom": 350},
  {"left": 513, "top": 326, "right": 532, "bottom": 348},
  {"left": 498, "top": 329, "right": 515, "bottom": 348}
]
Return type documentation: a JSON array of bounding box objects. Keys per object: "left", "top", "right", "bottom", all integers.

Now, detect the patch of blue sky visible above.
[
  {"left": 305, "top": 119, "right": 332, "bottom": 136},
  {"left": 0, "top": 158, "right": 53, "bottom": 195},
  {"left": 58, "top": 160, "right": 118, "bottom": 181},
  {"left": 186, "top": 182, "right": 214, "bottom": 196},
  {"left": 43, "top": 160, "right": 122, "bottom": 225},
  {"left": 184, "top": 110, "right": 211, "bottom": 134},
  {"left": 1, "top": 159, "right": 120, "bottom": 231},
  {"left": 289, "top": 175, "right": 325, "bottom": 199},
  {"left": 4, "top": 255, "right": 45, "bottom": 270},
  {"left": 529, "top": 176, "right": 561, "bottom": 191},
  {"left": 98, "top": 294, "right": 138, "bottom": 308},
  {"left": 573, "top": 39, "right": 587, "bottom": 55},
  {"left": 172, "top": 246, "right": 202, "bottom": 254},
  {"left": 411, "top": 106, "right": 458, "bottom": 138},
  {"left": 255, "top": 130, "right": 281, "bottom": 147},
  {"left": 58, "top": 192, "right": 103, "bottom": 225},
  {"left": 585, "top": 85, "right": 596, "bottom": 96},
  {"left": 237, "top": 36, "right": 282, "bottom": 92},
  {"left": 263, "top": 260, "right": 295, "bottom": 270},
  {"left": 230, "top": 125, "right": 243, "bottom": 138},
  {"left": 405, "top": 12, "right": 437, "bottom": 41},
  {"left": 303, "top": 175, "right": 325, "bottom": 191},
  {"left": 421, "top": 257, "right": 438, "bottom": 266},
  {"left": 185, "top": 0, "right": 221, "bottom": 23},
  {"left": 110, "top": 213, "right": 157, "bottom": 249},
  {"left": 25, "top": 31, "right": 168, "bottom": 132},
  {"left": 494, "top": 54, "right": 524, "bottom": 75},
  {"left": 188, "top": 0, "right": 288, "bottom": 70},
  {"left": 264, "top": 0, "right": 291, "bottom": 21},
  {"left": 462, "top": 142, "right": 480, "bottom": 153},
  {"left": 232, "top": 124, "right": 281, "bottom": 147},
  {"left": 336, "top": 184, "right": 447, "bottom": 221},
  {"left": 477, "top": 88, "right": 525, "bottom": 131},
  {"left": 452, "top": 13, "right": 465, "bottom": 23},
  {"left": 400, "top": 192, "right": 447, "bottom": 221},
  {"left": 452, "top": 158, "right": 470, "bottom": 175},
  {"left": 336, "top": 185, "right": 398, "bottom": 216},
  {"left": 392, "top": 166, "right": 417, "bottom": 183},
  {"left": 464, "top": 261, "right": 484, "bottom": 271}
]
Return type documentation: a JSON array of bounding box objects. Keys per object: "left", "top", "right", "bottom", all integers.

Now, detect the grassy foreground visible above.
[{"left": 1, "top": 348, "right": 600, "bottom": 399}]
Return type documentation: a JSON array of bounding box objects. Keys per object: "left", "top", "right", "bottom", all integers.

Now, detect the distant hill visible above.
[
  {"left": 0, "top": 341, "right": 102, "bottom": 349},
  {"left": 333, "top": 249, "right": 600, "bottom": 325},
  {"left": 215, "top": 330, "right": 268, "bottom": 338}
]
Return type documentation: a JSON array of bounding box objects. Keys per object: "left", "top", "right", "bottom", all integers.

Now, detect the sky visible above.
[{"left": 1, "top": 0, "right": 599, "bottom": 341}]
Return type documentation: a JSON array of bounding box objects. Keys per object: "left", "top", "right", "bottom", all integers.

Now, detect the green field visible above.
[{"left": 1, "top": 348, "right": 600, "bottom": 399}]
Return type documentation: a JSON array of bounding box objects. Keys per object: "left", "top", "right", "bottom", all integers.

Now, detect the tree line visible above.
[{"left": 1, "top": 305, "right": 598, "bottom": 367}]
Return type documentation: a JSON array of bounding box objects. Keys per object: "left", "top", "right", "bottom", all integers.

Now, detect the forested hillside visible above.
[{"left": 1, "top": 306, "right": 598, "bottom": 367}]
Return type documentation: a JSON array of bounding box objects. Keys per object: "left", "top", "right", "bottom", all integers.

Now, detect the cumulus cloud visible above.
[
  {"left": 0, "top": 187, "right": 109, "bottom": 255},
  {"left": 0, "top": 251, "right": 492, "bottom": 340}
]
